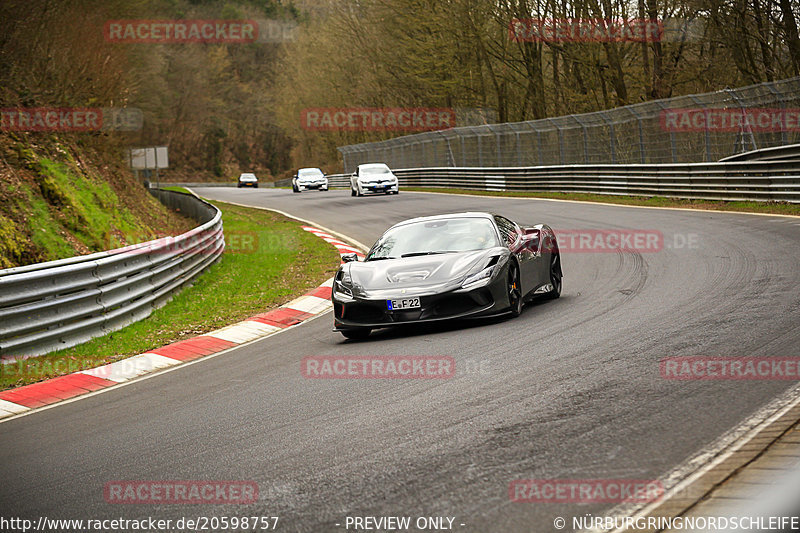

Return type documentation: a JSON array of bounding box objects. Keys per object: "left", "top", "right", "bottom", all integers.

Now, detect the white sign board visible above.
[{"left": 130, "top": 146, "right": 168, "bottom": 169}]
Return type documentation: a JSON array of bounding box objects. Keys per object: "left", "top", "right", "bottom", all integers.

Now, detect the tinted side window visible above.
[{"left": 494, "top": 216, "right": 520, "bottom": 246}]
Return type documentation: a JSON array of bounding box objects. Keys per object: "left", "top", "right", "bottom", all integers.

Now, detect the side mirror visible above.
[
  {"left": 341, "top": 253, "right": 359, "bottom": 263},
  {"left": 522, "top": 228, "right": 540, "bottom": 251}
]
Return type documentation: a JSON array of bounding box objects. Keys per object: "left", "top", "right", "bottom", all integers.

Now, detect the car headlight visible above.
[
  {"left": 462, "top": 265, "right": 495, "bottom": 288},
  {"left": 334, "top": 270, "right": 354, "bottom": 299}
]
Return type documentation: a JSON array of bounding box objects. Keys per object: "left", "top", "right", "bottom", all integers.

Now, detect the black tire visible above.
[
  {"left": 545, "top": 251, "right": 562, "bottom": 299},
  {"left": 507, "top": 261, "right": 523, "bottom": 317},
  {"left": 340, "top": 328, "right": 371, "bottom": 340},
  {"left": 351, "top": 187, "right": 357, "bottom": 197}
]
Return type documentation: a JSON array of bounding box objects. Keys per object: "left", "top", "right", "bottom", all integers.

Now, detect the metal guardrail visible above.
[
  {"left": 274, "top": 176, "right": 351, "bottom": 189},
  {"left": 329, "top": 159, "right": 800, "bottom": 203},
  {"left": 720, "top": 143, "right": 800, "bottom": 162},
  {"left": 0, "top": 189, "right": 225, "bottom": 360}
]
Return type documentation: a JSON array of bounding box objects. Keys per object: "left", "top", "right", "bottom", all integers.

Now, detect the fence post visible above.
[
  {"left": 547, "top": 119, "right": 565, "bottom": 165},
  {"left": 725, "top": 88, "right": 757, "bottom": 154},
  {"left": 653, "top": 100, "right": 678, "bottom": 163},
  {"left": 599, "top": 111, "right": 617, "bottom": 164},
  {"left": 763, "top": 82, "right": 788, "bottom": 146},
  {"left": 495, "top": 126, "right": 502, "bottom": 166},
  {"left": 688, "top": 95, "right": 712, "bottom": 161},
  {"left": 626, "top": 106, "right": 646, "bottom": 164},
  {"left": 572, "top": 114, "right": 590, "bottom": 164},
  {"left": 536, "top": 127, "right": 544, "bottom": 166}
]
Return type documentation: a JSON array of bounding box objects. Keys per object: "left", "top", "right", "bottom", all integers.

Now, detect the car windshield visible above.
[
  {"left": 298, "top": 169, "right": 323, "bottom": 177},
  {"left": 240, "top": 174, "right": 256, "bottom": 179},
  {"left": 366, "top": 217, "right": 500, "bottom": 260},
  {"left": 361, "top": 166, "right": 390, "bottom": 174}
]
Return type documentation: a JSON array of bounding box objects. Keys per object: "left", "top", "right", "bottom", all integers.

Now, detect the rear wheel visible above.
[
  {"left": 545, "top": 251, "right": 562, "bottom": 299},
  {"left": 340, "top": 328, "right": 371, "bottom": 340},
  {"left": 507, "top": 261, "right": 523, "bottom": 317}
]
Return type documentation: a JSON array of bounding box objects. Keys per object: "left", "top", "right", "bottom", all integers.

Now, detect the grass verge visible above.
[
  {"left": 0, "top": 200, "right": 341, "bottom": 390},
  {"left": 161, "top": 186, "right": 192, "bottom": 194},
  {"left": 404, "top": 187, "right": 800, "bottom": 216}
]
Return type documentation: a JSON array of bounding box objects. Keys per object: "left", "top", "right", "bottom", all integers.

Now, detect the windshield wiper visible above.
[
  {"left": 366, "top": 256, "right": 398, "bottom": 261},
  {"left": 400, "top": 250, "right": 458, "bottom": 258}
]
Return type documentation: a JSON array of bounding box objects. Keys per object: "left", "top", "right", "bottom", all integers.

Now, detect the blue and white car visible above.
[
  {"left": 292, "top": 168, "right": 328, "bottom": 193},
  {"left": 350, "top": 163, "right": 399, "bottom": 196}
]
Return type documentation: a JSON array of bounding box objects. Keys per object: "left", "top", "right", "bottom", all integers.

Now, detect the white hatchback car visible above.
[
  {"left": 237, "top": 173, "right": 258, "bottom": 188},
  {"left": 350, "top": 163, "right": 399, "bottom": 196},
  {"left": 292, "top": 168, "right": 328, "bottom": 193}
]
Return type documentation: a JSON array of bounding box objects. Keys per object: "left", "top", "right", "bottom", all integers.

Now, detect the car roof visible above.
[
  {"left": 357, "top": 163, "right": 390, "bottom": 169},
  {"left": 298, "top": 167, "right": 322, "bottom": 172},
  {"left": 388, "top": 212, "right": 495, "bottom": 230}
]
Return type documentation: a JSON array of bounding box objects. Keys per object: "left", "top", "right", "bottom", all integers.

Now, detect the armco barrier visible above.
[
  {"left": 0, "top": 189, "right": 224, "bottom": 360},
  {"left": 328, "top": 158, "right": 800, "bottom": 202},
  {"left": 275, "top": 175, "right": 350, "bottom": 189}
]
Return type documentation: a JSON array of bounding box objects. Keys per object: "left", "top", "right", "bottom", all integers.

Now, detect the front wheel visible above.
[
  {"left": 351, "top": 187, "right": 357, "bottom": 197},
  {"left": 340, "top": 328, "right": 371, "bottom": 340},
  {"left": 507, "top": 261, "right": 523, "bottom": 317}
]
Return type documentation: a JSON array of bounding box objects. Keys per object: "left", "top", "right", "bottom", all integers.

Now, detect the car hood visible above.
[
  {"left": 344, "top": 248, "right": 504, "bottom": 298},
  {"left": 298, "top": 175, "right": 325, "bottom": 182}
]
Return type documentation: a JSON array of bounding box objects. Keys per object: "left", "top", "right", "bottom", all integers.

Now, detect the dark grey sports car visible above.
[{"left": 332, "top": 212, "right": 562, "bottom": 339}]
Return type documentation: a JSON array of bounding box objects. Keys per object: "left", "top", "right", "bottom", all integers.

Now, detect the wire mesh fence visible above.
[{"left": 338, "top": 77, "right": 800, "bottom": 173}]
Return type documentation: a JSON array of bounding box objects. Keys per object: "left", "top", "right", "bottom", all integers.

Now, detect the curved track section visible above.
[{"left": 1, "top": 188, "right": 799, "bottom": 532}]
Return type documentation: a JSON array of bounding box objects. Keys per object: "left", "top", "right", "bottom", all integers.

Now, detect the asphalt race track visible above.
[{"left": 2, "top": 188, "right": 799, "bottom": 532}]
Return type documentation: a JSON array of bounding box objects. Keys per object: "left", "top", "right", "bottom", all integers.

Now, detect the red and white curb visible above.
[{"left": 0, "top": 225, "right": 364, "bottom": 420}]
